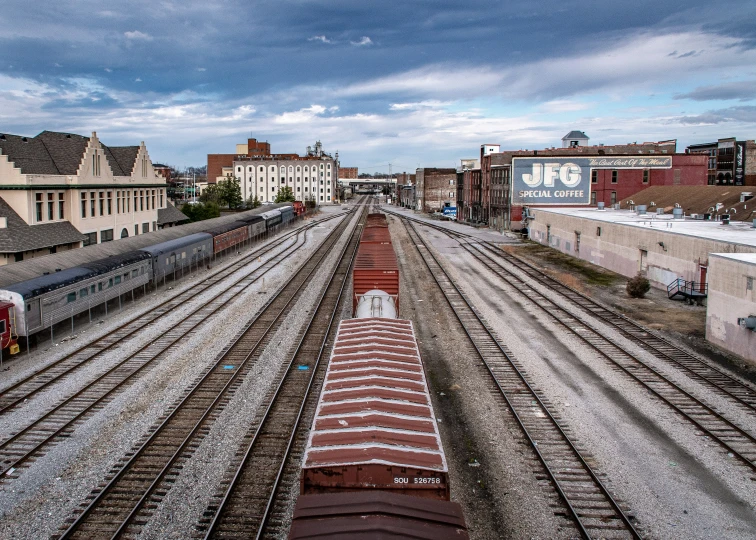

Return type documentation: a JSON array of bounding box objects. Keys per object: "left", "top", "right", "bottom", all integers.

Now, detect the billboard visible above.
[
  {"left": 442, "top": 206, "right": 457, "bottom": 220},
  {"left": 512, "top": 156, "right": 672, "bottom": 205}
]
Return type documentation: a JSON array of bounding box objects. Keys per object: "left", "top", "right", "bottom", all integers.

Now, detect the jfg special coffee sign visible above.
[{"left": 512, "top": 156, "right": 672, "bottom": 205}]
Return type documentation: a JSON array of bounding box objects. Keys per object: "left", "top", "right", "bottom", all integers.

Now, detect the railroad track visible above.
[
  {"left": 0, "top": 219, "right": 336, "bottom": 481},
  {"left": 196, "top": 206, "right": 365, "bottom": 539},
  {"left": 53, "top": 203, "right": 362, "bottom": 539},
  {"left": 397, "top": 215, "right": 641, "bottom": 540},
  {"left": 385, "top": 210, "right": 756, "bottom": 472},
  {"left": 0, "top": 212, "right": 345, "bottom": 415}
]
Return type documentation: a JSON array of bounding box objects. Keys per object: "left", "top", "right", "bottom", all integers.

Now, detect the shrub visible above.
[{"left": 626, "top": 273, "right": 651, "bottom": 298}]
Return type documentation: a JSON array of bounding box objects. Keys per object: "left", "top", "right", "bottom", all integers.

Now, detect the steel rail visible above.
[
  {"left": 385, "top": 211, "right": 756, "bottom": 471},
  {"left": 55, "top": 206, "right": 359, "bottom": 540},
  {"left": 201, "top": 206, "right": 365, "bottom": 539},
  {"left": 0, "top": 225, "right": 317, "bottom": 480},
  {"left": 0, "top": 213, "right": 344, "bottom": 414},
  {"left": 398, "top": 215, "right": 641, "bottom": 540}
]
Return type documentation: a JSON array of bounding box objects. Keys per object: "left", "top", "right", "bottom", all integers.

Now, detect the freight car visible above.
[
  {"left": 290, "top": 210, "right": 468, "bottom": 539},
  {"left": 203, "top": 221, "right": 249, "bottom": 255},
  {"left": 260, "top": 209, "right": 283, "bottom": 230},
  {"left": 293, "top": 201, "right": 305, "bottom": 217},
  {"left": 280, "top": 205, "right": 295, "bottom": 224}
]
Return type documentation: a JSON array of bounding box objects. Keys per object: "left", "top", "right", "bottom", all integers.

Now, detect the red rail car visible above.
[
  {"left": 293, "top": 201, "right": 306, "bottom": 217},
  {"left": 359, "top": 226, "right": 392, "bottom": 244},
  {"left": 365, "top": 213, "right": 388, "bottom": 228},
  {"left": 289, "top": 491, "right": 469, "bottom": 539},
  {"left": 0, "top": 301, "right": 18, "bottom": 354},
  {"left": 204, "top": 221, "right": 249, "bottom": 255},
  {"left": 301, "top": 318, "right": 449, "bottom": 501},
  {"left": 352, "top": 243, "right": 399, "bottom": 314}
]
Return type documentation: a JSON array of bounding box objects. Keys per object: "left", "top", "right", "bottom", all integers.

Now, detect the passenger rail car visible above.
[
  {"left": 140, "top": 233, "right": 213, "bottom": 280},
  {"left": 0, "top": 204, "right": 301, "bottom": 342},
  {"left": 239, "top": 214, "right": 266, "bottom": 238},
  {"left": 0, "top": 251, "right": 152, "bottom": 337},
  {"left": 260, "top": 209, "right": 283, "bottom": 230}
]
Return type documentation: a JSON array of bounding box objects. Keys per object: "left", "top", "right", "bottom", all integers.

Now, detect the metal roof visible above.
[
  {"left": 562, "top": 130, "right": 589, "bottom": 140},
  {"left": 0, "top": 204, "right": 287, "bottom": 287},
  {"left": 304, "top": 318, "right": 446, "bottom": 472},
  {"left": 138, "top": 233, "right": 212, "bottom": 256}
]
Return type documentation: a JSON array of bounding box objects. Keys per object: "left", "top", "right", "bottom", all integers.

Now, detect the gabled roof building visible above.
[{"left": 0, "top": 130, "right": 173, "bottom": 265}]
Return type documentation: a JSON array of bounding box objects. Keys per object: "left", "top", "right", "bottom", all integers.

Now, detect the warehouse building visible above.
[{"left": 527, "top": 206, "right": 756, "bottom": 362}]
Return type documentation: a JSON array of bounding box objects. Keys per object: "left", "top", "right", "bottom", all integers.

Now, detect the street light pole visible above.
[{"left": 193, "top": 172, "right": 196, "bottom": 203}]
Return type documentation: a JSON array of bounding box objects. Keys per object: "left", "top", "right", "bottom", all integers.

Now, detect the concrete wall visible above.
[
  {"left": 706, "top": 255, "right": 756, "bottom": 362},
  {"left": 528, "top": 211, "right": 756, "bottom": 290}
]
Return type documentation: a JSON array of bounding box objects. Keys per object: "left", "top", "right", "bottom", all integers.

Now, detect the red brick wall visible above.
[
  {"left": 340, "top": 167, "right": 358, "bottom": 179},
  {"left": 207, "top": 154, "right": 236, "bottom": 184}
]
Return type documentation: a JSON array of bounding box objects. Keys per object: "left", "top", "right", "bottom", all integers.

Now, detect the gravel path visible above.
[
  {"left": 0, "top": 214, "right": 346, "bottom": 539},
  {"left": 415, "top": 220, "right": 756, "bottom": 539}
]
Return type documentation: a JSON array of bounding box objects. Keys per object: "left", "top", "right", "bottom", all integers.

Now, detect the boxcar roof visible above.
[
  {"left": 203, "top": 220, "right": 248, "bottom": 237},
  {"left": 303, "top": 318, "right": 447, "bottom": 472},
  {"left": 0, "top": 204, "right": 287, "bottom": 287},
  {"left": 290, "top": 492, "right": 469, "bottom": 540},
  {"left": 260, "top": 209, "right": 282, "bottom": 220}
]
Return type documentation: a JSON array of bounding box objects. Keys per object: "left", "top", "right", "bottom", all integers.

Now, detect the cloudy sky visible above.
[{"left": 1, "top": 1, "right": 755, "bottom": 173}]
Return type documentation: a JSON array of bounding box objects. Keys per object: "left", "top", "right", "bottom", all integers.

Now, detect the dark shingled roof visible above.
[
  {"left": 562, "top": 130, "right": 589, "bottom": 140},
  {"left": 0, "top": 197, "right": 86, "bottom": 253},
  {"left": 0, "top": 130, "right": 140, "bottom": 177},
  {"left": 0, "top": 133, "right": 60, "bottom": 175},
  {"left": 106, "top": 146, "right": 139, "bottom": 176},
  {"left": 157, "top": 203, "right": 190, "bottom": 225}
]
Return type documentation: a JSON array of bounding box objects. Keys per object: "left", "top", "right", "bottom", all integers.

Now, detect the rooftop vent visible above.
[
  {"left": 741, "top": 192, "right": 753, "bottom": 203},
  {"left": 672, "top": 208, "right": 684, "bottom": 219},
  {"left": 597, "top": 202, "right": 605, "bottom": 210},
  {"left": 21, "top": 137, "right": 27, "bottom": 143}
]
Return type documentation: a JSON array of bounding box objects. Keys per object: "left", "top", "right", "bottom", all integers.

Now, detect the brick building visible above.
[
  {"left": 415, "top": 168, "right": 456, "bottom": 212},
  {"left": 686, "top": 138, "right": 756, "bottom": 186},
  {"left": 207, "top": 138, "right": 273, "bottom": 183},
  {"left": 339, "top": 167, "right": 358, "bottom": 179},
  {"left": 394, "top": 172, "right": 415, "bottom": 204},
  {"left": 458, "top": 138, "right": 707, "bottom": 231}
]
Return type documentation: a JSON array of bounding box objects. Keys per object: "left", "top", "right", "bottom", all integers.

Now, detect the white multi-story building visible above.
[{"left": 231, "top": 142, "right": 337, "bottom": 204}]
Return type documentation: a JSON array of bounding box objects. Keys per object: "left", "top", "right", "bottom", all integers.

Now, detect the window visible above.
[
  {"left": 90, "top": 284, "right": 96, "bottom": 294},
  {"left": 116, "top": 191, "right": 121, "bottom": 213},
  {"left": 142, "top": 223, "right": 149, "bottom": 233},
  {"left": 596, "top": 226, "right": 601, "bottom": 237},
  {"left": 611, "top": 170, "right": 618, "bottom": 184},
  {"left": 48, "top": 193, "right": 54, "bottom": 220},
  {"left": 101, "top": 229, "right": 114, "bottom": 242},
  {"left": 152, "top": 221, "right": 156, "bottom": 231},
  {"left": 132, "top": 269, "right": 139, "bottom": 278},
  {"left": 90, "top": 192, "right": 96, "bottom": 216},
  {"left": 134, "top": 192, "right": 137, "bottom": 212},
  {"left": 297, "top": 187, "right": 301, "bottom": 192},
  {"left": 92, "top": 150, "right": 101, "bottom": 176},
  {"left": 58, "top": 193, "right": 64, "bottom": 219},
  {"left": 108, "top": 278, "right": 113, "bottom": 287},
  {"left": 140, "top": 191, "right": 144, "bottom": 211},
  {"left": 642, "top": 169, "right": 649, "bottom": 184},
  {"left": 591, "top": 170, "right": 598, "bottom": 184},
  {"left": 610, "top": 191, "right": 617, "bottom": 204},
  {"left": 575, "top": 232, "right": 581, "bottom": 254},
  {"left": 107, "top": 192, "right": 112, "bottom": 215},
  {"left": 591, "top": 192, "right": 597, "bottom": 205},
  {"left": 67, "top": 292, "right": 77, "bottom": 303},
  {"left": 36, "top": 193, "right": 43, "bottom": 222},
  {"left": 160, "top": 190, "right": 164, "bottom": 207},
  {"left": 640, "top": 249, "right": 648, "bottom": 272},
  {"left": 450, "top": 179, "right": 454, "bottom": 185},
  {"left": 80, "top": 287, "right": 88, "bottom": 298},
  {"left": 83, "top": 231, "right": 97, "bottom": 246},
  {"left": 152, "top": 190, "right": 156, "bottom": 209},
  {"left": 98, "top": 282, "right": 103, "bottom": 291},
  {"left": 134, "top": 224, "right": 139, "bottom": 236},
  {"left": 114, "top": 275, "right": 121, "bottom": 285},
  {"left": 81, "top": 193, "right": 86, "bottom": 218},
  {"left": 747, "top": 277, "right": 753, "bottom": 292}
]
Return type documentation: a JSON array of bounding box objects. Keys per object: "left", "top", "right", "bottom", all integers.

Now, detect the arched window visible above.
[{"left": 121, "top": 228, "right": 129, "bottom": 238}]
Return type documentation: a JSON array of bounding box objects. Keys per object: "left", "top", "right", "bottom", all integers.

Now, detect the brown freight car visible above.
[
  {"left": 352, "top": 243, "right": 399, "bottom": 314},
  {"left": 364, "top": 213, "right": 388, "bottom": 228},
  {"left": 301, "top": 318, "right": 449, "bottom": 501},
  {"left": 204, "top": 221, "right": 249, "bottom": 255},
  {"left": 289, "top": 491, "right": 469, "bottom": 539}
]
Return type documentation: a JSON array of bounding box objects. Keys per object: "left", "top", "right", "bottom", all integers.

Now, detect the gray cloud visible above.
[
  {"left": 674, "top": 80, "right": 756, "bottom": 101},
  {"left": 676, "top": 105, "right": 756, "bottom": 124}
]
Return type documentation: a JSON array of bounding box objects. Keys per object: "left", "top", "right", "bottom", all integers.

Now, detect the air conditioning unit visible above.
[{"left": 737, "top": 316, "right": 756, "bottom": 330}]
